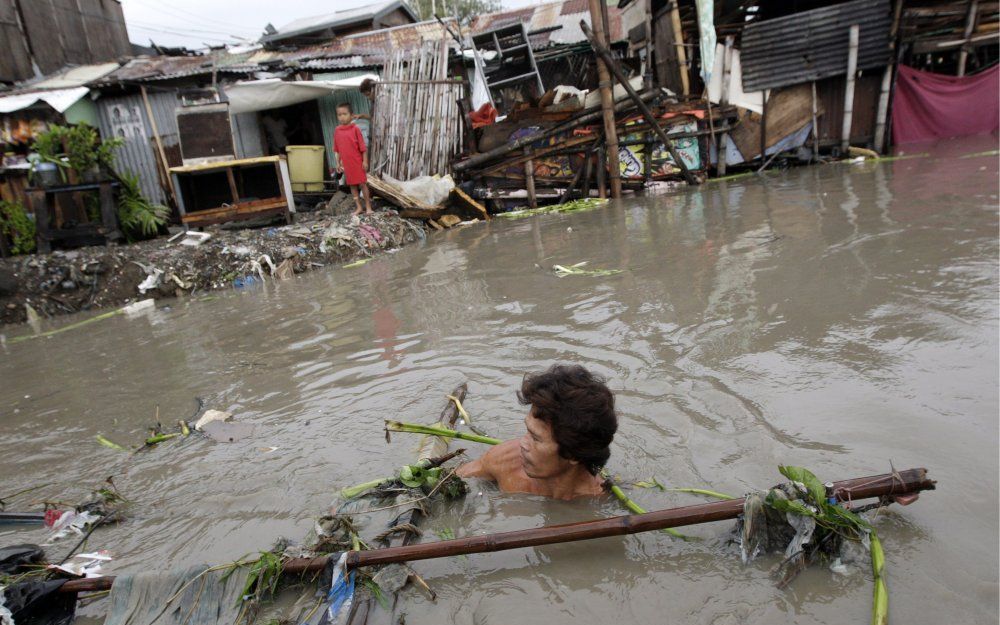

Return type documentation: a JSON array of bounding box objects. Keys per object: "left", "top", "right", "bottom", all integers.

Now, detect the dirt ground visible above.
[{"left": 0, "top": 199, "right": 426, "bottom": 327}]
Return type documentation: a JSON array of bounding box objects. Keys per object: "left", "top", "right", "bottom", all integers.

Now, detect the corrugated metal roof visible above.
[
  {"left": 467, "top": 0, "right": 629, "bottom": 45},
  {"left": 29, "top": 62, "right": 121, "bottom": 89},
  {"left": 740, "top": 0, "right": 891, "bottom": 92},
  {"left": 91, "top": 20, "right": 453, "bottom": 85},
  {"left": 263, "top": 0, "right": 418, "bottom": 43}
]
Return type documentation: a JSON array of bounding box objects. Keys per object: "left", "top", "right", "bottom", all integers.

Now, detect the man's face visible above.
[{"left": 520, "top": 409, "right": 576, "bottom": 479}]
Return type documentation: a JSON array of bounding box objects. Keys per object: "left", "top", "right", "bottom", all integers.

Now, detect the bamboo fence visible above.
[{"left": 370, "top": 40, "right": 465, "bottom": 180}]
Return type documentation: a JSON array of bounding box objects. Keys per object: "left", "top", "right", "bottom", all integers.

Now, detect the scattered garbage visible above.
[
  {"left": 43, "top": 509, "right": 101, "bottom": 543},
  {"left": 194, "top": 409, "right": 232, "bottom": 431},
  {"left": 48, "top": 551, "right": 112, "bottom": 578},
  {"left": 0, "top": 544, "right": 44, "bottom": 574},
  {"left": 1, "top": 210, "right": 426, "bottom": 326}
]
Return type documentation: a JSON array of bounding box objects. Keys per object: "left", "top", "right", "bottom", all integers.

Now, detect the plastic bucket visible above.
[{"left": 286, "top": 145, "right": 325, "bottom": 192}]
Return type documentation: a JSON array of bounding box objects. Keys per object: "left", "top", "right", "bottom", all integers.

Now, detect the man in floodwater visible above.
[{"left": 457, "top": 365, "right": 617, "bottom": 500}]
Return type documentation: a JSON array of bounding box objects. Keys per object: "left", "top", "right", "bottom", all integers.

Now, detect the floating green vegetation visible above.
[
  {"left": 496, "top": 198, "right": 609, "bottom": 220},
  {"left": 768, "top": 465, "right": 887, "bottom": 625},
  {"left": 552, "top": 262, "right": 623, "bottom": 277},
  {"left": 342, "top": 258, "right": 372, "bottom": 269},
  {"left": 959, "top": 149, "right": 1000, "bottom": 159}
]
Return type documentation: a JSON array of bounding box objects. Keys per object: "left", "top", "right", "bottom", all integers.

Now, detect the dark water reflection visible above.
[{"left": 1, "top": 137, "right": 997, "bottom": 624}]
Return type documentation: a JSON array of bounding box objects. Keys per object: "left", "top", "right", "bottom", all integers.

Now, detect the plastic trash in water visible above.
[
  {"left": 325, "top": 552, "right": 355, "bottom": 624},
  {"left": 233, "top": 276, "right": 258, "bottom": 289}
]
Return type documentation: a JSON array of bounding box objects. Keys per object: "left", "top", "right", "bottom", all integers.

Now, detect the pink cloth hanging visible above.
[{"left": 892, "top": 64, "right": 999, "bottom": 144}]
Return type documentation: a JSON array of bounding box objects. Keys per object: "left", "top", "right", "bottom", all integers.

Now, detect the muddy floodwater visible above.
[{"left": 2, "top": 138, "right": 997, "bottom": 624}]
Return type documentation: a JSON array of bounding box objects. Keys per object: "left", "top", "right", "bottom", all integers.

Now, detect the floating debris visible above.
[{"left": 552, "top": 262, "right": 623, "bottom": 277}]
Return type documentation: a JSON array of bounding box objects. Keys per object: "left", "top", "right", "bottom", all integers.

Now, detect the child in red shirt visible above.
[{"left": 332, "top": 102, "right": 373, "bottom": 215}]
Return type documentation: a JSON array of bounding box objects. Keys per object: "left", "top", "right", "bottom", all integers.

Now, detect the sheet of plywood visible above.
[{"left": 730, "top": 84, "right": 822, "bottom": 160}]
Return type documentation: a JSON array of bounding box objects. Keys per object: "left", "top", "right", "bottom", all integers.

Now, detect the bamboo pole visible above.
[
  {"left": 874, "top": 0, "right": 904, "bottom": 153},
  {"left": 587, "top": 0, "right": 622, "bottom": 198},
  {"left": 581, "top": 21, "right": 699, "bottom": 186},
  {"left": 140, "top": 85, "right": 176, "bottom": 207},
  {"left": 841, "top": 24, "right": 860, "bottom": 152},
  {"left": 524, "top": 147, "right": 537, "bottom": 208},
  {"left": 669, "top": 0, "right": 690, "bottom": 96},
  {"left": 60, "top": 468, "right": 935, "bottom": 594},
  {"left": 957, "top": 0, "right": 979, "bottom": 76},
  {"left": 717, "top": 36, "right": 733, "bottom": 176}
]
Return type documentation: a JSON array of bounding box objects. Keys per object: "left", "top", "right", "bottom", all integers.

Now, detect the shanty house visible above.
[{"left": 261, "top": 1, "right": 420, "bottom": 47}]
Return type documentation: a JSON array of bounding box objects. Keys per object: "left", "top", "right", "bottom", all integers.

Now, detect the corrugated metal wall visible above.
[
  {"left": 740, "top": 0, "right": 891, "bottom": 92},
  {"left": 96, "top": 91, "right": 174, "bottom": 205},
  {"left": 232, "top": 112, "right": 265, "bottom": 159},
  {"left": 97, "top": 88, "right": 266, "bottom": 205}
]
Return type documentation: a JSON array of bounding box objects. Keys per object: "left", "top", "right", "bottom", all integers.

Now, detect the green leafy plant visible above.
[
  {"left": 0, "top": 199, "right": 35, "bottom": 254},
  {"left": 117, "top": 173, "right": 168, "bottom": 241},
  {"left": 768, "top": 466, "right": 886, "bottom": 625},
  {"left": 31, "top": 123, "right": 123, "bottom": 178}
]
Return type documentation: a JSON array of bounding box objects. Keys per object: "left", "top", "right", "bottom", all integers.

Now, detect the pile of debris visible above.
[{"left": 0, "top": 208, "right": 426, "bottom": 326}]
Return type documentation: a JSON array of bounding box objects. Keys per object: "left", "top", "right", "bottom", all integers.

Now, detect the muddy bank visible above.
[{"left": 0, "top": 208, "right": 425, "bottom": 326}]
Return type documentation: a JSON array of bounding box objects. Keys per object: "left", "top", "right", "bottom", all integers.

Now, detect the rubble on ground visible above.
[{"left": 0, "top": 208, "right": 426, "bottom": 326}]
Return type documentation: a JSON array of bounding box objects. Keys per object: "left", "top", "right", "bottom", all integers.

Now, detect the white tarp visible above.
[
  {"left": 225, "top": 75, "right": 378, "bottom": 114},
  {"left": 707, "top": 44, "right": 765, "bottom": 114},
  {"left": 0, "top": 86, "right": 89, "bottom": 114}
]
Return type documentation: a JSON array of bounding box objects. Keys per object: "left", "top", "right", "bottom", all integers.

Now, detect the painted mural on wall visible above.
[{"left": 499, "top": 120, "right": 702, "bottom": 181}]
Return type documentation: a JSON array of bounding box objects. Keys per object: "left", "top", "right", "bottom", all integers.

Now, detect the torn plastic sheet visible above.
[
  {"left": 48, "top": 550, "right": 112, "bottom": 578},
  {"left": 43, "top": 510, "right": 100, "bottom": 544},
  {"left": 0, "top": 580, "right": 75, "bottom": 625}
]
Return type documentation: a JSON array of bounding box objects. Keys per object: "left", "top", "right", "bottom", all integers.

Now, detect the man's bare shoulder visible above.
[{"left": 457, "top": 440, "right": 520, "bottom": 480}]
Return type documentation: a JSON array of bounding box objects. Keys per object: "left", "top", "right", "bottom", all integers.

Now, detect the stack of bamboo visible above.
[{"left": 370, "top": 41, "right": 465, "bottom": 181}]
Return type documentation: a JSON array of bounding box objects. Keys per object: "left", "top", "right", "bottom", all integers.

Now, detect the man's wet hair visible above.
[
  {"left": 518, "top": 364, "right": 617, "bottom": 475},
  {"left": 337, "top": 101, "right": 353, "bottom": 114}
]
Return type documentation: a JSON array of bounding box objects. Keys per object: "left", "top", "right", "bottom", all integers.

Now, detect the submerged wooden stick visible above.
[{"left": 60, "top": 468, "right": 934, "bottom": 594}]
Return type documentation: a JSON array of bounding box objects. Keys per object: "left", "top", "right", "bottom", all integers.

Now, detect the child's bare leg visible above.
[
  {"left": 361, "top": 183, "right": 373, "bottom": 214},
  {"left": 350, "top": 185, "right": 363, "bottom": 215}
]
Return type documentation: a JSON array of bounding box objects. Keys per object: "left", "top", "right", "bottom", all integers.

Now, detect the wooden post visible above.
[
  {"left": 669, "top": 0, "right": 689, "bottom": 96},
  {"left": 582, "top": 21, "right": 699, "bottom": 186},
  {"left": 140, "top": 85, "right": 177, "bottom": 206},
  {"left": 841, "top": 24, "right": 860, "bottom": 152},
  {"left": 597, "top": 144, "right": 607, "bottom": 198},
  {"left": 717, "top": 36, "right": 733, "bottom": 176},
  {"left": 811, "top": 81, "right": 821, "bottom": 160},
  {"left": 874, "top": 0, "right": 905, "bottom": 153},
  {"left": 760, "top": 90, "right": 768, "bottom": 163},
  {"left": 28, "top": 189, "right": 50, "bottom": 254},
  {"left": 587, "top": 0, "right": 623, "bottom": 198},
  {"left": 957, "top": 0, "right": 979, "bottom": 76},
  {"left": 523, "top": 147, "right": 537, "bottom": 208},
  {"left": 98, "top": 181, "right": 121, "bottom": 242}
]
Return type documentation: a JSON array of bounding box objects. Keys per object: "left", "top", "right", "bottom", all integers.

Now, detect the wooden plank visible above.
[
  {"left": 169, "top": 156, "right": 283, "bottom": 174},
  {"left": 225, "top": 168, "right": 239, "bottom": 204},
  {"left": 730, "top": 84, "right": 819, "bottom": 160},
  {"left": 450, "top": 187, "right": 489, "bottom": 220}
]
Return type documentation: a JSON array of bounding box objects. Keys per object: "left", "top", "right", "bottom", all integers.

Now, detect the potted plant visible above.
[{"left": 30, "top": 124, "right": 124, "bottom": 186}]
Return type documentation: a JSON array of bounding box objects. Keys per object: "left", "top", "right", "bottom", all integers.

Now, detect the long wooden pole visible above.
[
  {"left": 841, "top": 24, "right": 860, "bottom": 152},
  {"left": 61, "top": 468, "right": 934, "bottom": 594},
  {"left": 140, "top": 85, "right": 176, "bottom": 207},
  {"left": 668, "top": 0, "right": 690, "bottom": 96},
  {"left": 581, "top": 21, "right": 699, "bottom": 186},
  {"left": 587, "top": 0, "right": 622, "bottom": 198},
  {"left": 957, "top": 0, "right": 979, "bottom": 76}
]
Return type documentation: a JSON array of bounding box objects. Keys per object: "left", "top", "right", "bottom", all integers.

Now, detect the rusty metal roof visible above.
[
  {"left": 263, "top": 0, "right": 419, "bottom": 44},
  {"left": 467, "top": 0, "right": 628, "bottom": 45},
  {"left": 91, "top": 19, "right": 454, "bottom": 86},
  {"left": 740, "top": 0, "right": 892, "bottom": 92}
]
